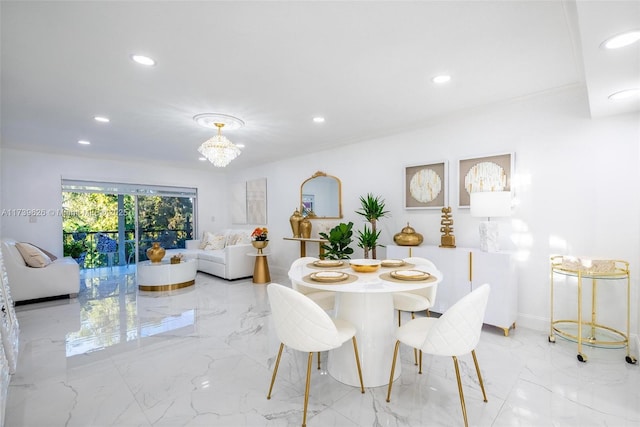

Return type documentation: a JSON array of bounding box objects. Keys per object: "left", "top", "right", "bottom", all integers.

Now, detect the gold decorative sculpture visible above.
[{"left": 439, "top": 207, "right": 456, "bottom": 248}]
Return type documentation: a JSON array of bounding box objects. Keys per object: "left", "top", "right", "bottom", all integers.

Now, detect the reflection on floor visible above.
[{"left": 5, "top": 266, "right": 640, "bottom": 426}]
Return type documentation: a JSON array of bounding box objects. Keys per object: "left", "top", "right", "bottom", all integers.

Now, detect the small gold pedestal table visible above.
[
  {"left": 249, "top": 241, "right": 270, "bottom": 284},
  {"left": 548, "top": 256, "right": 637, "bottom": 364}
]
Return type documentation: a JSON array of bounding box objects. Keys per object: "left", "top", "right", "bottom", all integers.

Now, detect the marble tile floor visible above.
[{"left": 5, "top": 266, "right": 640, "bottom": 426}]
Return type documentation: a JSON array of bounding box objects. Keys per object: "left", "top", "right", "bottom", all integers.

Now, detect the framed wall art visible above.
[
  {"left": 246, "top": 178, "right": 267, "bottom": 224},
  {"left": 232, "top": 178, "right": 268, "bottom": 224},
  {"left": 404, "top": 161, "right": 448, "bottom": 209},
  {"left": 458, "top": 152, "right": 514, "bottom": 207}
]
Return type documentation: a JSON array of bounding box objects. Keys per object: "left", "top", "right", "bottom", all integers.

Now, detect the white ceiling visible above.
[{"left": 1, "top": 1, "right": 638, "bottom": 170}]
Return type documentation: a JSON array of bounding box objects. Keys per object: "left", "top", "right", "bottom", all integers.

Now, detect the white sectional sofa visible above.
[
  {"left": 1, "top": 238, "right": 80, "bottom": 303},
  {"left": 162, "top": 230, "right": 255, "bottom": 280}
]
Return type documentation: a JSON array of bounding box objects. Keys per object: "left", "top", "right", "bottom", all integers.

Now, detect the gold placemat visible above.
[
  {"left": 306, "top": 261, "right": 348, "bottom": 270},
  {"left": 302, "top": 273, "right": 358, "bottom": 285},
  {"left": 382, "top": 262, "right": 415, "bottom": 270},
  {"left": 379, "top": 272, "right": 437, "bottom": 284}
]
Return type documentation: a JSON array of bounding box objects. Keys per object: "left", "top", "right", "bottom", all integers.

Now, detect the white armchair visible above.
[{"left": 1, "top": 239, "right": 80, "bottom": 303}]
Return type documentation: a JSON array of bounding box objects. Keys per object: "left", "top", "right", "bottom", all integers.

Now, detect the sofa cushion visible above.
[
  {"left": 15, "top": 242, "right": 52, "bottom": 268},
  {"left": 198, "top": 249, "right": 225, "bottom": 264}
]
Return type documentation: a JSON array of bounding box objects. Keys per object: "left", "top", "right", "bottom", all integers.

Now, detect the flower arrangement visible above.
[{"left": 251, "top": 227, "right": 269, "bottom": 241}]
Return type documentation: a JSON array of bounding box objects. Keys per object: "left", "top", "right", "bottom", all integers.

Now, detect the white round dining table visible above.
[{"left": 288, "top": 260, "right": 442, "bottom": 388}]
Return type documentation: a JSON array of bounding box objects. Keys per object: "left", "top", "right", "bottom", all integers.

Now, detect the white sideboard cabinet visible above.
[{"left": 387, "top": 244, "right": 517, "bottom": 336}]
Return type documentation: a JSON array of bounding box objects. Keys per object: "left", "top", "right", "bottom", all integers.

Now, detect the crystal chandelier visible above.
[{"left": 197, "top": 122, "right": 241, "bottom": 167}]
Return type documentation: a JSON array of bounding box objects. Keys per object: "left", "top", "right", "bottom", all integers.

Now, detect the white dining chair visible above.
[
  {"left": 392, "top": 256, "right": 439, "bottom": 364},
  {"left": 288, "top": 257, "right": 336, "bottom": 311},
  {"left": 288, "top": 257, "right": 337, "bottom": 369},
  {"left": 266, "top": 283, "right": 364, "bottom": 427},
  {"left": 386, "top": 283, "right": 491, "bottom": 427}
]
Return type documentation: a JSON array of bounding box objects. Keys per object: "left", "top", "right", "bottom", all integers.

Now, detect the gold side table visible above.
[
  {"left": 548, "top": 255, "right": 637, "bottom": 364},
  {"left": 248, "top": 252, "right": 270, "bottom": 284}
]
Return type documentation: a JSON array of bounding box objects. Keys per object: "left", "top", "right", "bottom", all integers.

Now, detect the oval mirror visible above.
[{"left": 300, "top": 171, "right": 342, "bottom": 219}]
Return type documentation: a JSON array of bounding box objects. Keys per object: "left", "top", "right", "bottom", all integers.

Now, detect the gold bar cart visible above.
[{"left": 548, "top": 255, "right": 637, "bottom": 364}]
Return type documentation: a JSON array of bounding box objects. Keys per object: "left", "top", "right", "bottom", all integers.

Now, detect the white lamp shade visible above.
[{"left": 470, "top": 191, "right": 512, "bottom": 218}]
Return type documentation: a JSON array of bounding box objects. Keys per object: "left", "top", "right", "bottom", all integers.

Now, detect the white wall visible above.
[
  {"left": 2, "top": 85, "right": 638, "bottom": 340},
  {"left": 228, "top": 85, "right": 640, "bottom": 336},
  {"left": 0, "top": 149, "right": 228, "bottom": 257}
]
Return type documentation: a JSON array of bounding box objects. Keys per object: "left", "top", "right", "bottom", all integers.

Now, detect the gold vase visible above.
[
  {"left": 393, "top": 222, "right": 423, "bottom": 246},
  {"left": 146, "top": 242, "right": 166, "bottom": 263},
  {"left": 252, "top": 240, "right": 269, "bottom": 254},
  {"left": 289, "top": 208, "right": 303, "bottom": 238},
  {"left": 300, "top": 218, "right": 312, "bottom": 239}
]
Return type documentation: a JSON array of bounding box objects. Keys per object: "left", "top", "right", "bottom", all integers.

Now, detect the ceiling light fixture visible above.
[
  {"left": 432, "top": 75, "right": 451, "bottom": 84},
  {"left": 602, "top": 30, "right": 640, "bottom": 49},
  {"left": 131, "top": 54, "right": 156, "bottom": 66},
  {"left": 197, "top": 123, "right": 241, "bottom": 167},
  {"left": 313, "top": 117, "right": 325, "bottom": 123},
  {"left": 94, "top": 116, "right": 110, "bottom": 123},
  {"left": 78, "top": 140, "right": 91, "bottom": 145},
  {"left": 608, "top": 88, "right": 640, "bottom": 100},
  {"left": 194, "top": 113, "right": 244, "bottom": 167}
]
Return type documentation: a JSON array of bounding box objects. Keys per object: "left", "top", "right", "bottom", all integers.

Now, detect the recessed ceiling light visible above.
[
  {"left": 198, "top": 157, "right": 207, "bottom": 161},
  {"left": 131, "top": 54, "right": 156, "bottom": 66},
  {"left": 94, "top": 116, "right": 110, "bottom": 123},
  {"left": 236, "top": 143, "right": 245, "bottom": 148},
  {"left": 602, "top": 30, "right": 640, "bottom": 49},
  {"left": 432, "top": 75, "right": 451, "bottom": 84},
  {"left": 78, "top": 140, "right": 91, "bottom": 145},
  {"left": 608, "top": 88, "right": 640, "bottom": 100},
  {"left": 313, "top": 117, "right": 325, "bottom": 123}
]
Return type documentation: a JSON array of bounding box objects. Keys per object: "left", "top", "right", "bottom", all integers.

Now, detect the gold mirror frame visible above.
[{"left": 300, "top": 171, "right": 343, "bottom": 219}]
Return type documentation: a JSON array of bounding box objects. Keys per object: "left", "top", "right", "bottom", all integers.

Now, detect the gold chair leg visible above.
[
  {"left": 317, "top": 351, "right": 321, "bottom": 370},
  {"left": 471, "top": 350, "right": 488, "bottom": 402},
  {"left": 386, "top": 340, "right": 401, "bottom": 402},
  {"left": 398, "top": 310, "right": 402, "bottom": 327},
  {"left": 418, "top": 349, "right": 423, "bottom": 374},
  {"left": 267, "top": 343, "right": 284, "bottom": 399},
  {"left": 302, "top": 352, "right": 313, "bottom": 427},
  {"left": 452, "top": 356, "right": 468, "bottom": 427},
  {"left": 351, "top": 337, "right": 365, "bottom": 393},
  {"left": 412, "top": 312, "right": 418, "bottom": 365}
]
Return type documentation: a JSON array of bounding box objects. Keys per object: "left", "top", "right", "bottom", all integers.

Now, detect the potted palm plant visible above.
[{"left": 355, "top": 193, "right": 389, "bottom": 259}]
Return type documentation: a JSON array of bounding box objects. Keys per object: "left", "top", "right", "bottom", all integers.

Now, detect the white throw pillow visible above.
[
  {"left": 203, "top": 234, "right": 226, "bottom": 250},
  {"left": 198, "top": 231, "right": 209, "bottom": 249},
  {"left": 15, "top": 242, "right": 52, "bottom": 268}
]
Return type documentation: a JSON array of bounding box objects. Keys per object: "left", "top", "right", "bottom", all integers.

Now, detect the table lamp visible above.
[{"left": 470, "top": 191, "right": 512, "bottom": 252}]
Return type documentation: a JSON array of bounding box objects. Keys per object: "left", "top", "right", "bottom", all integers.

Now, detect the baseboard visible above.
[{"left": 516, "top": 313, "right": 550, "bottom": 333}]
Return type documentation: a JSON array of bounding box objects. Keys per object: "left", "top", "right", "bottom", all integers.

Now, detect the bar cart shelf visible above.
[{"left": 548, "top": 255, "right": 637, "bottom": 364}]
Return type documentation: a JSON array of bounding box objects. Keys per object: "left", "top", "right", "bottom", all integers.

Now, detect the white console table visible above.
[{"left": 387, "top": 244, "right": 517, "bottom": 336}]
